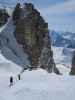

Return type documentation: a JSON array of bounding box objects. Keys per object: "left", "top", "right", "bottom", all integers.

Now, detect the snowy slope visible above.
[
  {"left": 52, "top": 46, "right": 73, "bottom": 67},
  {"left": 0, "top": 52, "right": 21, "bottom": 75},
  {"left": 0, "top": 18, "right": 30, "bottom": 68},
  {"left": 56, "top": 64, "right": 70, "bottom": 75},
  {"left": 0, "top": 19, "right": 23, "bottom": 75},
  {"left": 0, "top": 69, "right": 75, "bottom": 100}
]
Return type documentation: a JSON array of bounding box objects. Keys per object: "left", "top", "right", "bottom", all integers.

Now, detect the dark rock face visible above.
[
  {"left": 0, "top": 9, "right": 9, "bottom": 27},
  {"left": 13, "top": 3, "right": 60, "bottom": 74},
  {"left": 70, "top": 52, "right": 75, "bottom": 75}
]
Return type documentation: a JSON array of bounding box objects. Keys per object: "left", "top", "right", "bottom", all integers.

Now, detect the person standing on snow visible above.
[
  {"left": 18, "top": 74, "right": 21, "bottom": 80},
  {"left": 10, "top": 76, "right": 13, "bottom": 87}
]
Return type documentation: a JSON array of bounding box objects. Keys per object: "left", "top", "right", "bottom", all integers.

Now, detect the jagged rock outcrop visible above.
[
  {"left": 13, "top": 3, "right": 60, "bottom": 74},
  {"left": 0, "top": 9, "right": 9, "bottom": 26},
  {"left": 70, "top": 51, "right": 75, "bottom": 75}
]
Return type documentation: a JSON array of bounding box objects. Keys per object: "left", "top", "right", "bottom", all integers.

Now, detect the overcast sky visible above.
[{"left": 0, "top": 0, "right": 75, "bottom": 32}]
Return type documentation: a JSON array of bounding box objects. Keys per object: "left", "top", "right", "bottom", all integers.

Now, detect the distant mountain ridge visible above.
[{"left": 50, "top": 30, "right": 75, "bottom": 48}]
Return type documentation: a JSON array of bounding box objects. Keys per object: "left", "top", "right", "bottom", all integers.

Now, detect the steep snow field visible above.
[{"left": 0, "top": 18, "right": 30, "bottom": 67}]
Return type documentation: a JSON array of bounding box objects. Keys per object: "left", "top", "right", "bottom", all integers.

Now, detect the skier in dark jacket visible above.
[{"left": 10, "top": 76, "right": 13, "bottom": 87}]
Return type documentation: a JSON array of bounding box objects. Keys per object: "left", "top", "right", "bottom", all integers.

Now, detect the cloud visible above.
[
  {"left": 40, "top": 0, "right": 75, "bottom": 15},
  {"left": 39, "top": 0, "right": 75, "bottom": 32}
]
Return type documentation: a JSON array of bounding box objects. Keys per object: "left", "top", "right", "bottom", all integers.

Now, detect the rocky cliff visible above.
[
  {"left": 70, "top": 51, "right": 75, "bottom": 75},
  {"left": 13, "top": 3, "right": 60, "bottom": 74},
  {"left": 0, "top": 9, "right": 9, "bottom": 26}
]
